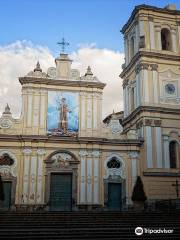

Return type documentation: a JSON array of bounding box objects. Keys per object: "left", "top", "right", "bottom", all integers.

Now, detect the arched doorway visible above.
[
  {"left": 0, "top": 151, "right": 17, "bottom": 211},
  {"left": 44, "top": 150, "right": 79, "bottom": 211},
  {"left": 104, "top": 154, "right": 126, "bottom": 211}
]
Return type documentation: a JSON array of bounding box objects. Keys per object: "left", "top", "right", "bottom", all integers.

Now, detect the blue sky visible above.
[{"left": 0, "top": 0, "right": 179, "bottom": 55}]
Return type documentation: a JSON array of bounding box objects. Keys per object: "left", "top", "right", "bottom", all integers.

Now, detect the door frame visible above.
[
  {"left": 49, "top": 172, "right": 73, "bottom": 211},
  {"left": 0, "top": 175, "right": 16, "bottom": 211},
  {"left": 104, "top": 176, "right": 126, "bottom": 211},
  {"left": 107, "top": 182, "right": 122, "bottom": 211},
  {"left": 44, "top": 150, "right": 79, "bottom": 211}
]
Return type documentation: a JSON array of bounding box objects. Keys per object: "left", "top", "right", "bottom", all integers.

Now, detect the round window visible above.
[{"left": 165, "top": 83, "right": 175, "bottom": 95}]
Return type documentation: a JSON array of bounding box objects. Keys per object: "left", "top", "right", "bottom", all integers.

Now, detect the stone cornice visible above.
[
  {"left": 136, "top": 118, "right": 162, "bottom": 128},
  {"left": 122, "top": 62, "right": 158, "bottom": 87},
  {"left": 120, "top": 51, "right": 180, "bottom": 78},
  {"left": 122, "top": 105, "right": 180, "bottom": 126},
  {"left": 143, "top": 172, "right": 180, "bottom": 177},
  {"left": 0, "top": 134, "right": 142, "bottom": 146},
  {"left": 19, "top": 77, "right": 106, "bottom": 90},
  {"left": 121, "top": 4, "right": 180, "bottom": 34}
]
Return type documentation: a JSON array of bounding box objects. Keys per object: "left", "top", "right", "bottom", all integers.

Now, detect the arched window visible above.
[
  {"left": 169, "top": 141, "right": 178, "bottom": 168},
  {"left": 107, "top": 157, "right": 121, "bottom": 169},
  {"left": 161, "top": 28, "right": 172, "bottom": 51},
  {"left": 130, "top": 36, "right": 135, "bottom": 58},
  {"left": 0, "top": 153, "right": 14, "bottom": 166}
]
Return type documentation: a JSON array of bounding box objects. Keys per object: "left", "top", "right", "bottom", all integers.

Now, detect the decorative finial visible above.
[
  {"left": 113, "top": 109, "right": 115, "bottom": 114},
  {"left": 34, "top": 61, "right": 42, "bottom": 72},
  {"left": 85, "top": 66, "right": 93, "bottom": 76},
  {"left": 57, "top": 38, "right": 70, "bottom": 53},
  {"left": 3, "top": 103, "right": 11, "bottom": 114}
]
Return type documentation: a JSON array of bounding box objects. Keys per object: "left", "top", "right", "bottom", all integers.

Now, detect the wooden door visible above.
[
  {"left": 108, "top": 183, "right": 122, "bottom": 211},
  {"left": 49, "top": 173, "right": 72, "bottom": 211},
  {"left": 0, "top": 181, "right": 12, "bottom": 211}
]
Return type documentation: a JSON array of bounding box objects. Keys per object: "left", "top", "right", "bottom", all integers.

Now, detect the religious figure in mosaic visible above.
[{"left": 58, "top": 98, "right": 70, "bottom": 133}]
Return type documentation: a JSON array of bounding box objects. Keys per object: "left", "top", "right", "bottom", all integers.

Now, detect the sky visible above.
[{"left": 0, "top": 0, "right": 179, "bottom": 118}]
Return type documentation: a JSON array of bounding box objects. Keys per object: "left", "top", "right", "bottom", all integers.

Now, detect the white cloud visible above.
[
  {"left": 0, "top": 40, "right": 54, "bottom": 117},
  {"left": 0, "top": 41, "right": 124, "bottom": 119},
  {"left": 71, "top": 47, "right": 124, "bottom": 117}
]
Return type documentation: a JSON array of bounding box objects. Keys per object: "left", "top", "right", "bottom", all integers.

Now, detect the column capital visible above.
[
  {"left": 163, "top": 135, "right": 169, "bottom": 141},
  {"left": 79, "top": 150, "right": 88, "bottom": 157},
  {"left": 150, "top": 64, "right": 158, "bottom": 71},
  {"left": 23, "top": 148, "right": 32, "bottom": 155},
  {"left": 122, "top": 79, "right": 129, "bottom": 88},
  {"left": 37, "top": 149, "right": 46, "bottom": 155},
  {"left": 154, "top": 119, "right": 162, "bottom": 127},
  {"left": 92, "top": 150, "right": 101, "bottom": 157},
  {"left": 148, "top": 16, "right": 154, "bottom": 21},
  {"left": 135, "top": 63, "right": 149, "bottom": 74},
  {"left": 128, "top": 151, "right": 139, "bottom": 159}
]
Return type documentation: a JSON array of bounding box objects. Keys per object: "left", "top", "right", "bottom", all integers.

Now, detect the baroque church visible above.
[{"left": 0, "top": 4, "right": 179, "bottom": 211}]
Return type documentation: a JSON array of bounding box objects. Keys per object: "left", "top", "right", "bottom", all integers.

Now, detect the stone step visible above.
[{"left": 0, "top": 212, "right": 179, "bottom": 240}]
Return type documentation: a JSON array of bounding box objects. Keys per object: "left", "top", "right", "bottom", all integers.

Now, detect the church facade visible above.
[{"left": 0, "top": 4, "right": 179, "bottom": 211}]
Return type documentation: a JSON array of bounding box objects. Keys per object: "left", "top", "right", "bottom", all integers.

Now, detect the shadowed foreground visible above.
[{"left": 0, "top": 211, "right": 180, "bottom": 239}]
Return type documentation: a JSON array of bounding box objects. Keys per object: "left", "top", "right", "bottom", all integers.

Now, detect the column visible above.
[
  {"left": 135, "top": 70, "right": 141, "bottom": 107},
  {"left": 124, "top": 37, "right": 129, "bottom": 65},
  {"left": 149, "top": 17, "right": 155, "bottom": 50},
  {"left": 128, "top": 86, "right": 131, "bottom": 113},
  {"left": 156, "top": 26, "right": 162, "bottom": 50},
  {"left": 172, "top": 29, "right": 177, "bottom": 52},
  {"left": 125, "top": 86, "right": 129, "bottom": 116},
  {"left": 155, "top": 126, "right": 163, "bottom": 168},
  {"left": 40, "top": 90, "right": 47, "bottom": 128},
  {"left": 127, "top": 38, "right": 131, "bottom": 63},
  {"left": 123, "top": 86, "right": 127, "bottom": 117},
  {"left": 178, "top": 23, "right": 180, "bottom": 51},
  {"left": 79, "top": 150, "right": 88, "bottom": 203},
  {"left": 93, "top": 93, "right": 98, "bottom": 129},
  {"left": 134, "top": 84, "right": 137, "bottom": 109},
  {"left": 135, "top": 22, "right": 139, "bottom": 53},
  {"left": 123, "top": 83, "right": 129, "bottom": 117},
  {"left": 145, "top": 126, "right": 153, "bottom": 168},
  {"left": 87, "top": 151, "right": 93, "bottom": 203},
  {"left": 22, "top": 148, "right": 32, "bottom": 204},
  {"left": 143, "top": 65, "right": 149, "bottom": 103},
  {"left": 129, "top": 152, "right": 139, "bottom": 188},
  {"left": 97, "top": 93, "right": 102, "bottom": 126},
  {"left": 80, "top": 92, "right": 86, "bottom": 130},
  {"left": 163, "top": 136, "right": 170, "bottom": 168},
  {"left": 36, "top": 149, "right": 46, "bottom": 204},
  {"left": 87, "top": 93, "right": 92, "bottom": 129},
  {"left": 27, "top": 90, "right": 33, "bottom": 127},
  {"left": 29, "top": 155, "right": 37, "bottom": 204},
  {"left": 151, "top": 64, "right": 159, "bottom": 103},
  {"left": 92, "top": 151, "right": 100, "bottom": 204},
  {"left": 21, "top": 88, "right": 27, "bottom": 121},
  {"left": 139, "top": 20, "right": 144, "bottom": 36},
  {"left": 33, "top": 93, "right": 40, "bottom": 127}
]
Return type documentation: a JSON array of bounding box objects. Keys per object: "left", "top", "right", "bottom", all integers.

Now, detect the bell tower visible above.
[{"left": 120, "top": 4, "right": 180, "bottom": 200}]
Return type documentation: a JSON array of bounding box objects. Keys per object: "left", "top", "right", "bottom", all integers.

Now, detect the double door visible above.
[{"left": 50, "top": 173, "right": 72, "bottom": 211}]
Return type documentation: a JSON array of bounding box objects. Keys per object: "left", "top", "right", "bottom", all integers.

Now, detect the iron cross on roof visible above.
[{"left": 57, "top": 38, "right": 70, "bottom": 53}]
